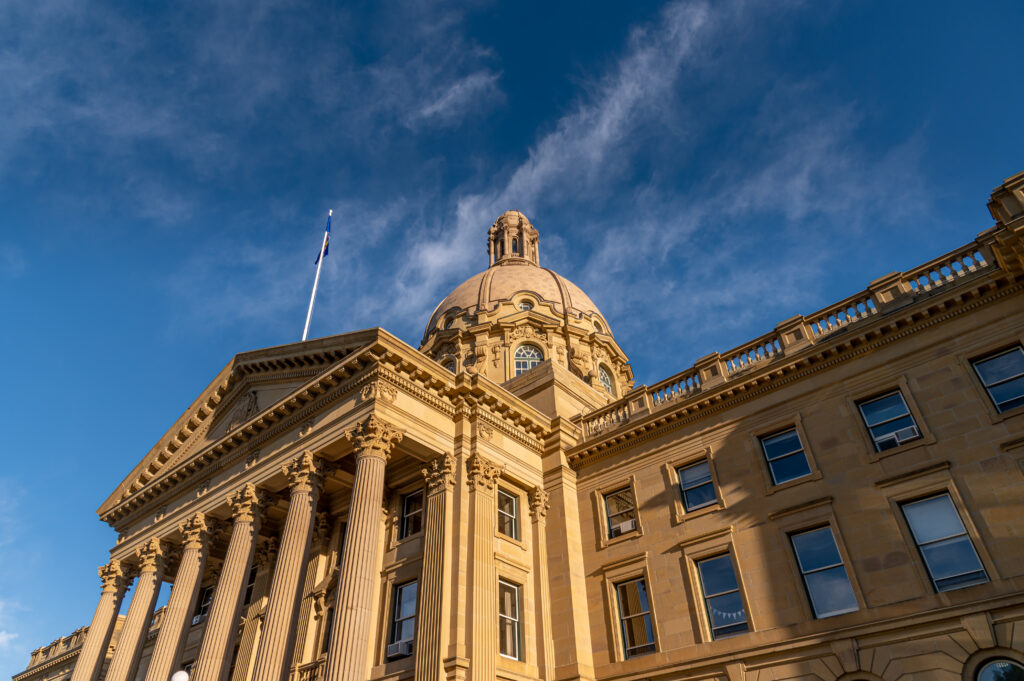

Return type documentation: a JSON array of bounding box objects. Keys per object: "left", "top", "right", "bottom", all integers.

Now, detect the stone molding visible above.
[
  {"left": 529, "top": 485, "right": 550, "bottom": 520},
  {"left": 466, "top": 453, "right": 503, "bottom": 491},
  {"left": 283, "top": 451, "right": 325, "bottom": 495},
  {"left": 344, "top": 414, "right": 404, "bottom": 463},
  {"left": 359, "top": 380, "right": 397, "bottom": 403},
  {"left": 178, "top": 512, "right": 208, "bottom": 550},
  {"left": 422, "top": 453, "right": 457, "bottom": 495}
]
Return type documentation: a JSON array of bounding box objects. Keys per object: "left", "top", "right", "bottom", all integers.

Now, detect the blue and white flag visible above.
[{"left": 314, "top": 213, "right": 331, "bottom": 264}]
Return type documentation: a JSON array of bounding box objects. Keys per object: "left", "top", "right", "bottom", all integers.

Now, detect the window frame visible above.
[
  {"left": 192, "top": 584, "right": 215, "bottom": 625},
  {"left": 593, "top": 476, "right": 645, "bottom": 548},
  {"left": 758, "top": 427, "right": 813, "bottom": 486},
  {"left": 497, "top": 579, "right": 522, "bottom": 661},
  {"left": 242, "top": 563, "right": 258, "bottom": 606},
  {"left": 695, "top": 552, "right": 749, "bottom": 640},
  {"left": 388, "top": 580, "right": 418, "bottom": 653},
  {"left": 399, "top": 489, "right": 425, "bottom": 540},
  {"left": 496, "top": 487, "right": 520, "bottom": 541},
  {"left": 856, "top": 389, "right": 922, "bottom": 452},
  {"left": 677, "top": 458, "right": 718, "bottom": 513},
  {"left": 900, "top": 493, "right": 989, "bottom": 593},
  {"left": 614, "top": 576, "right": 657, "bottom": 659},
  {"left": 598, "top": 364, "right": 615, "bottom": 396},
  {"left": 970, "top": 344, "right": 1024, "bottom": 414},
  {"left": 604, "top": 487, "right": 638, "bottom": 540},
  {"left": 789, "top": 525, "right": 860, "bottom": 619},
  {"left": 513, "top": 343, "right": 544, "bottom": 376}
]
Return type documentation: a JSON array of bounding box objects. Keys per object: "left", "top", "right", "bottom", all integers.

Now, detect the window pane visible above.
[
  {"left": 903, "top": 495, "right": 965, "bottom": 544},
  {"left": 605, "top": 489, "right": 636, "bottom": 516},
  {"left": 617, "top": 580, "right": 650, "bottom": 617},
  {"left": 498, "top": 582, "right": 518, "bottom": 618},
  {"left": 499, "top": 618, "right": 518, "bottom": 657},
  {"left": 396, "top": 619, "right": 416, "bottom": 642},
  {"left": 761, "top": 429, "right": 802, "bottom": 460},
  {"left": 697, "top": 555, "right": 738, "bottom": 597},
  {"left": 683, "top": 483, "right": 716, "bottom": 510},
  {"left": 397, "top": 583, "right": 417, "bottom": 618},
  {"left": 989, "top": 376, "right": 1024, "bottom": 411},
  {"left": 974, "top": 348, "right": 1024, "bottom": 386},
  {"left": 920, "top": 536, "right": 986, "bottom": 581},
  {"left": 868, "top": 414, "right": 917, "bottom": 441},
  {"left": 977, "top": 659, "right": 1024, "bottom": 681},
  {"left": 804, "top": 566, "right": 858, "bottom": 617},
  {"left": 769, "top": 452, "right": 811, "bottom": 484},
  {"left": 680, "top": 461, "right": 712, "bottom": 488},
  {"left": 497, "top": 490, "right": 516, "bottom": 515},
  {"left": 860, "top": 392, "right": 909, "bottom": 425},
  {"left": 792, "top": 528, "right": 842, "bottom": 572},
  {"left": 706, "top": 592, "right": 747, "bottom": 633},
  {"left": 622, "top": 615, "right": 655, "bottom": 653}
]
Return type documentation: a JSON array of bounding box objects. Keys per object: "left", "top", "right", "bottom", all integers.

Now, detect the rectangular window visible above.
[
  {"left": 677, "top": 460, "right": 717, "bottom": 511},
  {"left": 192, "top": 585, "right": 215, "bottom": 625},
  {"left": 497, "top": 488, "right": 519, "bottom": 540},
  {"left": 400, "top": 490, "right": 424, "bottom": 539},
  {"left": 759, "top": 428, "right": 811, "bottom": 485},
  {"left": 696, "top": 554, "right": 748, "bottom": 639},
  {"left": 901, "top": 494, "right": 988, "bottom": 592},
  {"left": 243, "top": 564, "right": 258, "bottom": 606},
  {"left": 498, "top": 580, "right": 521, "bottom": 660},
  {"left": 604, "top": 487, "right": 638, "bottom": 538},
  {"left": 320, "top": 607, "right": 334, "bottom": 655},
  {"left": 857, "top": 391, "right": 921, "bottom": 451},
  {"left": 972, "top": 346, "right": 1024, "bottom": 413},
  {"left": 615, "top": 577, "right": 655, "bottom": 658},
  {"left": 790, "top": 527, "right": 858, "bottom": 618},
  {"left": 387, "top": 581, "right": 417, "bottom": 657}
]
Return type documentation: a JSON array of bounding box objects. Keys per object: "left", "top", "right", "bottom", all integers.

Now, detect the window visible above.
[
  {"left": 400, "top": 490, "right": 424, "bottom": 539},
  {"left": 901, "top": 494, "right": 988, "bottom": 592},
  {"left": 498, "top": 580, "right": 521, "bottom": 660},
  {"left": 499, "top": 239, "right": 505, "bottom": 257},
  {"left": 599, "top": 365, "right": 615, "bottom": 395},
  {"left": 513, "top": 344, "right": 543, "bottom": 376},
  {"left": 441, "top": 359, "right": 456, "bottom": 373},
  {"left": 615, "top": 578, "right": 655, "bottom": 657},
  {"left": 972, "top": 346, "right": 1024, "bottom": 413},
  {"left": 497, "top": 488, "right": 519, "bottom": 540},
  {"left": 242, "top": 564, "right": 258, "bottom": 606},
  {"left": 677, "top": 460, "right": 717, "bottom": 512},
  {"left": 594, "top": 320, "right": 604, "bottom": 333},
  {"left": 387, "top": 581, "right": 417, "bottom": 657},
  {"left": 696, "top": 554, "right": 748, "bottom": 639},
  {"left": 192, "top": 585, "right": 214, "bottom": 624},
  {"left": 790, "top": 527, "right": 858, "bottom": 618},
  {"left": 518, "top": 301, "right": 533, "bottom": 311},
  {"left": 977, "top": 659, "right": 1024, "bottom": 681},
  {"left": 758, "top": 428, "right": 811, "bottom": 485},
  {"left": 857, "top": 391, "right": 921, "bottom": 451},
  {"left": 604, "top": 487, "right": 638, "bottom": 538},
  {"left": 320, "top": 607, "right": 334, "bottom": 655},
  {"left": 443, "top": 316, "right": 455, "bottom": 330},
  {"left": 511, "top": 237, "right": 519, "bottom": 254}
]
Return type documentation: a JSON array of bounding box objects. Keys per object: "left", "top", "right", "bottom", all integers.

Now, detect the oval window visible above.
[
  {"left": 513, "top": 344, "right": 543, "bottom": 376},
  {"left": 978, "top": 660, "right": 1024, "bottom": 681},
  {"left": 519, "top": 301, "right": 534, "bottom": 311}
]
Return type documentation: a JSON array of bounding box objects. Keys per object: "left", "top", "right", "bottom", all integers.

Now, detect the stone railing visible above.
[
  {"left": 291, "top": 660, "right": 325, "bottom": 681},
  {"left": 23, "top": 627, "right": 88, "bottom": 672},
  {"left": 579, "top": 238, "right": 998, "bottom": 441}
]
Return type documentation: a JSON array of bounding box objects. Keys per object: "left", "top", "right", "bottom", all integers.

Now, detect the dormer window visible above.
[
  {"left": 599, "top": 365, "right": 615, "bottom": 395},
  {"left": 514, "top": 344, "right": 543, "bottom": 376},
  {"left": 443, "top": 316, "right": 455, "bottom": 330}
]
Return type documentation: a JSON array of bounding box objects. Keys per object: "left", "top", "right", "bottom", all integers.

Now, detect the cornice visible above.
[
  {"left": 13, "top": 648, "right": 81, "bottom": 681},
  {"left": 568, "top": 273, "right": 1023, "bottom": 470}
]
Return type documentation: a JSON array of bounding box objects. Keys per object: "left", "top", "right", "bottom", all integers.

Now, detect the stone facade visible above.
[{"left": 14, "top": 170, "right": 1024, "bottom": 681}]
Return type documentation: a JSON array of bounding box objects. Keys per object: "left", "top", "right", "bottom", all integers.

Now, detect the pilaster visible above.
[
  {"left": 467, "top": 453, "right": 502, "bottom": 681},
  {"left": 414, "top": 453, "right": 456, "bottom": 681},
  {"left": 529, "top": 486, "right": 555, "bottom": 681}
]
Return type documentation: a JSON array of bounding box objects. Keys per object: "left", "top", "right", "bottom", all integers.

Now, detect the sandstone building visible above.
[{"left": 15, "top": 171, "right": 1024, "bottom": 681}]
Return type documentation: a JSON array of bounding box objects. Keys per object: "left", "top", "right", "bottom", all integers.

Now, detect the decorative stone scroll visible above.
[
  {"left": 228, "top": 483, "right": 265, "bottom": 524},
  {"left": 179, "top": 512, "right": 208, "bottom": 550},
  {"left": 283, "top": 451, "right": 325, "bottom": 494},
  {"left": 529, "top": 485, "right": 550, "bottom": 520},
  {"left": 422, "top": 453, "right": 457, "bottom": 494},
  {"left": 466, "top": 453, "right": 503, "bottom": 491},
  {"left": 344, "top": 414, "right": 404, "bottom": 462},
  {"left": 99, "top": 560, "right": 126, "bottom": 593},
  {"left": 135, "top": 538, "right": 165, "bottom": 573}
]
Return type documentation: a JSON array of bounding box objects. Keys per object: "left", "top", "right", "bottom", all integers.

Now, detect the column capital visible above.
[
  {"left": 466, "top": 453, "right": 503, "bottom": 491},
  {"left": 529, "top": 485, "right": 550, "bottom": 520},
  {"left": 99, "top": 560, "right": 126, "bottom": 593},
  {"left": 283, "top": 451, "right": 325, "bottom": 495},
  {"left": 135, "top": 538, "right": 165, "bottom": 574},
  {"left": 344, "top": 414, "right": 403, "bottom": 463},
  {"left": 229, "top": 483, "right": 267, "bottom": 524},
  {"left": 179, "top": 512, "right": 209, "bottom": 550},
  {"left": 422, "top": 453, "right": 456, "bottom": 495}
]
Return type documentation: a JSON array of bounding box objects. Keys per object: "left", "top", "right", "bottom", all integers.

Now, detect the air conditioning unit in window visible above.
[
  {"left": 386, "top": 641, "right": 414, "bottom": 658},
  {"left": 877, "top": 425, "right": 920, "bottom": 450},
  {"left": 610, "top": 518, "right": 636, "bottom": 537}
]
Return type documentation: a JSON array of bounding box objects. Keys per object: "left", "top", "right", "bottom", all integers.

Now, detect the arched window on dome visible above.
[
  {"left": 977, "top": 659, "right": 1024, "bottom": 681},
  {"left": 514, "top": 344, "right": 543, "bottom": 376},
  {"left": 599, "top": 365, "right": 615, "bottom": 396},
  {"left": 442, "top": 359, "right": 456, "bottom": 373},
  {"left": 594, "top": 320, "right": 604, "bottom": 334},
  {"left": 511, "top": 237, "right": 519, "bottom": 255},
  {"left": 443, "top": 316, "right": 455, "bottom": 330}
]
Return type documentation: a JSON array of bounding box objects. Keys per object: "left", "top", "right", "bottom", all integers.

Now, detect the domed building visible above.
[{"left": 16, "top": 172, "right": 1024, "bottom": 681}]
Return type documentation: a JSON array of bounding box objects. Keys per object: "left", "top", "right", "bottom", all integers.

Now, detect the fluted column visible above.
[
  {"left": 230, "top": 539, "right": 277, "bottom": 681},
  {"left": 529, "top": 487, "right": 555, "bottom": 680},
  {"left": 70, "top": 561, "right": 128, "bottom": 681},
  {"left": 324, "top": 415, "right": 403, "bottom": 681},
  {"left": 467, "top": 454, "right": 503, "bottom": 681},
  {"left": 146, "top": 514, "right": 211, "bottom": 681},
  {"left": 105, "top": 539, "right": 165, "bottom": 681},
  {"left": 414, "top": 454, "right": 456, "bottom": 681},
  {"left": 251, "top": 453, "right": 325, "bottom": 681},
  {"left": 192, "top": 485, "right": 266, "bottom": 681}
]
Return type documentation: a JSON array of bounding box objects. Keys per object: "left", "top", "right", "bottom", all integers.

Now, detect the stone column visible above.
[
  {"left": 192, "top": 485, "right": 266, "bottom": 681},
  {"left": 250, "top": 453, "right": 325, "bottom": 681},
  {"left": 230, "top": 539, "right": 277, "bottom": 681},
  {"left": 414, "top": 454, "right": 456, "bottom": 681},
  {"left": 529, "top": 487, "right": 555, "bottom": 681},
  {"left": 324, "top": 415, "right": 403, "bottom": 681},
  {"left": 145, "top": 514, "right": 211, "bottom": 681},
  {"left": 105, "top": 539, "right": 165, "bottom": 681},
  {"left": 70, "top": 561, "right": 128, "bottom": 681},
  {"left": 467, "top": 453, "right": 503, "bottom": 681},
  {"left": 290, "top": 512, "right": 331, "bottom": 664}
]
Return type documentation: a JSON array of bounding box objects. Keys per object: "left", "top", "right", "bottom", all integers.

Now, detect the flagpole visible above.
[{"left": 302, "top": 209, "right": 331, "bottom": 341}]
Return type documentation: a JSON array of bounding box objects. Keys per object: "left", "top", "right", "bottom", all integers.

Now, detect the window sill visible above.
[
  {"left": 866, "top": 433, "right": 935, "bottom": 463},
  {"left": 670, "top": 501, "right": 723, "bottom": 526},
  {"left": 495, "top": 530, "right": 527, "bottom": 551},
  {"left": 600, "top": 528, "right": 642, "bottom": 549},
  {"left": 987, "top": 402, "right": 1024, "bottom": 425},
  {"left": 765, "top": 470, "right": 822, "bottom": 496}
]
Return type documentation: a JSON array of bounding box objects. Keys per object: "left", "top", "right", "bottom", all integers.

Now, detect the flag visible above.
[{"left": 314, "top": 213, "right": 331, "bottom": 264}]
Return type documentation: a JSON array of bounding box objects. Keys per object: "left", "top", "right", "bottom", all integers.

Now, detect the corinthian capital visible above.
[
  {"left": 99, "top": 560, "right": 126, "bottom": 593},
  {"left": 283, "top": 451, "right": 325, "bottom": 495},
  {"left": 422, "top": 453, "right": 456, "bottom": 495},
  {"left": 344, "top": 414, "right": 403, "bottom": 462},
  {"left": 529, "top": 485, "right": 550, "bottom": 520},
  {"left": 466, "top": 453, "right": 503, "bottom": 491},
  {"left": 179, "top": 512, "right": 209, "bottom": 550},
  {"left": 228, "top": 483, "right": 266, "bottom": 525},
  {"left": 135, "top": 538, "right": 165, "bottom": 573}
]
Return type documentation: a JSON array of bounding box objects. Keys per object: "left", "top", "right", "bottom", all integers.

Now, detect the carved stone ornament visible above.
[
  {"left": 491, "top": 343, "right": 503, "bottom": 368},
  {"left": 466, "top": 453, "right": 503, "bottom": 491},
  {"left": 478, "top": 423, "right": 494, "bottom": 441},
  {"left": 299, "top": 419, "right": 315, "bottom": 438},
  {"left": 283, "top": 451, "right": 325, "bottom": 494},
  {"left": 135, "top": 538, "right": 165, "bottom": 573},
  {"left": 422, "top": 453, "right": 457, "bottom": 494},
  {"left": 228, "top": 483, "right": 265, "bottom": 524},
  {"left": 227, "top": 390, "right": 259, "bottom": 434},
  {"left": 99, "top": 560, "right": 125, "bottom": 593},
  {"left": 245, "top": 449, "right": 261, "bottom": 469},
  {"left": 312, "top": 512, "right": 331, "bottom": 547},
  {"left": 255, "top": 538, "right": 279, "bottom": 567},
  {"left": 360, "top": 381, "right": 397, "bottom": 404},
  {"left": 179, "top": 512, "right": 209, "bottom": 550},
  {"left": 510, "top": 324, "right": 547, "bottom": 343},
  {"left": 344, "top": 414, "right": 404, "bottom": 462},
  {"left": 529, "top": 485, "right": 550, "bottom": 520}
]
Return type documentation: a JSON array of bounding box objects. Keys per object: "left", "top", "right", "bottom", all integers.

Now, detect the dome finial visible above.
[{"left": 488, "top": 210, "right": 540, "bottom": 267}]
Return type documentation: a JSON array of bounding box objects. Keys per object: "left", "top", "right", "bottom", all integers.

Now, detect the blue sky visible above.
[{"left": 0, "top": 0, "right": 1022, "bottom": 674}]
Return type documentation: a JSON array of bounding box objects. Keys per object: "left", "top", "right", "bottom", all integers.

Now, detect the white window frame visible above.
[
  {"left": 498, "top": 579, "right": 521, "bottom": 660},
  {"left": 497, "top": 488, "right": 519, "bottom": 541},
  {"left": 513, "top": 344, "right": 543, "bottom": 376},
  {"left": 604, "top": 487, "right": 638, "bottom": 539},
  {"left": 790, "top": 526, "right": 859, "bottom": 619},
  {"left": 389, "top": 580, "right": 418, "bottom": 649},
  {"left": 677, "top": 459, "right": 717, "bottom": 512},
  {"left": 857, "top": 390, "right": 921, "bottom": 452},
  {"left": 400, "top": 489, "right": 424, "bottom": 539}
]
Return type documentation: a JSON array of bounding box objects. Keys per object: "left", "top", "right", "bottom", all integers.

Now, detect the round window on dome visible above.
[
  {"left": 978, "top": 660, "right": 1024, "bottom": 681},
  {"left": 514, "top": 344, "right": 543, "bottom": 376},
  {"left": 599, "top": 365, "right": 615, "bottom": 396},
  {"left": 519, "top": 300, "right": 534, "bottom": 311}
]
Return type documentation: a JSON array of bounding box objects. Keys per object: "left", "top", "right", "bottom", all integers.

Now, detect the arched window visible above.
[
  {"left": 599, "top": 365, "right": 615, "bottom": 395},
  {"left": 594, "top": 320, "right": 604, "bottom": 333},
  {"left": 443, "top": 316, "right": 455, "bottom": 330},
  {"left": 519, "top": 301, "right": 533, "bottom": 311},
  {"left": 512, "top": 237, "right": 519, "bottom": 254},
  {"left": 514, "top": 344, "right": 543, "bottom": 376},
  {"left": 442, "top": 359, "right": 456, "bottom": 373},
  {"left": 977, "top": 660, "right": 1024, "bottom": 681},
  {"left": 499, "top": 238, "right": 505, "bottom": 257}
]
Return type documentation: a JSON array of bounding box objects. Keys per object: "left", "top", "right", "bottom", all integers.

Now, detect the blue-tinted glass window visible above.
[
  {"left": 696, "top": 554, "right": 748, "bottom": 639},
  {"left": 902, "top": 494, "right": 988, "bottom": 592},
  {"left": 759, "top": 429, "right": 811, "bottom": 484},
  {"left": 972, "top": 346, "right": 1024, "bottom": 413},
  {"left": 677, "top": 460, "right": 717, "bottom": 511},
  {"left": 390, "top": 581, "right": 417, "bottom": 648},
  {"left": 857, "top": 391, "right": 921, "bottom": 451},
  {"left": 790, "top": 527, "right": 858, "bottom": 618}
]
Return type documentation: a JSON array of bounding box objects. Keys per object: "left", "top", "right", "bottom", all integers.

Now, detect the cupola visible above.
[{"left": 489, "top": 210, "right": 540, "bottom": 266}]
